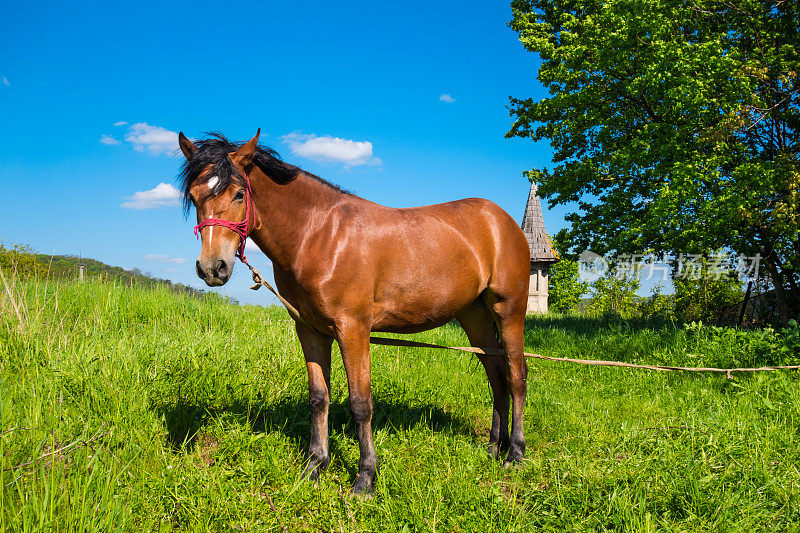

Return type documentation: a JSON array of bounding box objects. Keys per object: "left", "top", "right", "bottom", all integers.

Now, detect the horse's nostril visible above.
[
  {"left": 196, "top": 260, "right": 206, "bottom": 279},
  {"left": 216, "top": 259, "right": 228, "bottom": 277}
]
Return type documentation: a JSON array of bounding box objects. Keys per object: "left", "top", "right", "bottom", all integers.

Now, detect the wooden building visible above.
[{"left": 520, "top": 181, "right": 559, "bottom": 314}]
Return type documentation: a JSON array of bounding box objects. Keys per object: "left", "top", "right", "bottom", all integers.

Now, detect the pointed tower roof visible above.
[{"left": 521, "top": 181, "right": 559, "bottom": 263}]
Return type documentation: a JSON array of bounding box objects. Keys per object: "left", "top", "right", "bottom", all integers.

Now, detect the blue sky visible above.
[{"left": 1, "top": 0, "right": 576, "bottom": 305}]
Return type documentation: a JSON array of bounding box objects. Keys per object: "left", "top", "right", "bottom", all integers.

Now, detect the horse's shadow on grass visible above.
[{"left": 159, "top": 393, "right": 478, "bottom": 465}]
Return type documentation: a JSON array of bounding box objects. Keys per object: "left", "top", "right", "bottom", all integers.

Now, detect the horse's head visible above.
[{"left": 179, "top": 129, "right": 260, "bottom": 287}]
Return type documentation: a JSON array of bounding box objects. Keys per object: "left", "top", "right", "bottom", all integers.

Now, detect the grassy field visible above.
[{"left": 2, "top": 276, "right": 800, "bottom": 531}]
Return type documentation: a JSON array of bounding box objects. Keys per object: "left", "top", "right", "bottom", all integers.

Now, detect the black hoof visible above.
[
  {"left": 488, "top": 436, "right": 510, "bottom": 460},
  {"left": 487, "top": 443, "right": 500, "bottom": 460},
  {"left": 303, "top": 456, "right": 329, "bottom": 481},
  {"left": 351, "top": 473, "right": 375, "bottom": 496},
  {"left": 503, "top": 444, "right": 525, "bottom": 466},
  {"left": 303, "top": 464, "right": 320, "bottom": 481}
]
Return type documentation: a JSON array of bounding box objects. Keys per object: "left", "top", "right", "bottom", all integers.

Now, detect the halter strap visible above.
[{"left": 193, "top": 153, "right": 254, "bottom": 264}]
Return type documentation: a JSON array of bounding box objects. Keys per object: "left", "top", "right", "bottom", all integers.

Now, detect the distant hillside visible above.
[{"left": 0, "top": 243, "right": 210, "bottom": 300}]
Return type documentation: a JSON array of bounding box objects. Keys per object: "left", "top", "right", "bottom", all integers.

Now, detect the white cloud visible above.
[
  {"left": 2, "top": 77, "right": 9, "bottom": 87},
  {"left": 121, "top": 183, "right": 180, "bottom": 209},
  {"left": 113, "top": 121, "right": 128, "bottom": 127},
  {"left": 439, "top": 94, "right": 455, "bottom": 103},
  {"left": 281, "top": 132, "right": 379, "bottom": 166},
  {"left": 100, "top": 134, "right": 120, "bottom": 145},
  {"left": 143, "top": 254, "right": 186, "bottom": 264},
  {"left": 124, "top": 122, "right": 178, "bottom": 156}
]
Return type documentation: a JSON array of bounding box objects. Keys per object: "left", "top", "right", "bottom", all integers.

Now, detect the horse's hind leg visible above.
[
  {"left": 483, "top": 290, "right": 528, "bottom": 465},
  {"left": 457, "top": 300, "right": 510, "bottom": 459}
]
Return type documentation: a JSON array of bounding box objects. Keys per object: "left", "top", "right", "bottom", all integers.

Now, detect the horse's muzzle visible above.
[{"left": 196, "top": 258, "right": 231, "bottom": 286}]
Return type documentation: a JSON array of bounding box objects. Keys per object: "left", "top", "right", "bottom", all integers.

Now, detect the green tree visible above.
[
  {"left": 672, "top": 256, "right": 744, "bottom": 322},
  {"left": 638, "top": 282, "right": 675, "bottom": 320},
  {"left": 0, "top": 244, "right": 46, "bottom": 278},
  {"left": 586, "top": 273, "right": 641, "bottom": 318},
  {"left": 507, "top": 0, "right": 800, "bottom": 324},
  {"left": 548, "top": 232, "right": 588, "bottom": 312}
]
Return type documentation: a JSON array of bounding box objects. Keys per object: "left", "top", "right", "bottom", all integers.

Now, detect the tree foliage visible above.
[
  {"left": 639, "top": 282, "right": 676, "bottom": 320},
  {"left": 508, "top": 0, "right": 800, "bottom": 322},
  {"left": 548, "top": 233, "right": 588, "bottom": 312},
  {"left": 586, "top": 273, "right": 641, "bottom": 318},
  {"left": 672, "top": 257, "right": 744, "bottom": 322},
  {"left": 549, "top": 258, "right": 588, "bottom": 312}
]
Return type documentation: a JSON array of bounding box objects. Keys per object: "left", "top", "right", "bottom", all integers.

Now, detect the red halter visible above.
[{"left": 193, "top": 155, "right": 254, "bottom": 265}]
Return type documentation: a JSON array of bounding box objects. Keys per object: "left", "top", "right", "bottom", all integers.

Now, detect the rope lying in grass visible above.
[
  {"left": 368, "top": 337, "right": 800, "bottom": 378},
  {"left": 246, "top": 264, "right": 800, "bottom": 379}
]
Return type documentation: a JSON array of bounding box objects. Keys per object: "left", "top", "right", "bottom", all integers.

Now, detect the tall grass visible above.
[{"left": 2, "top": 275, "right": 800, "bottom": 530}]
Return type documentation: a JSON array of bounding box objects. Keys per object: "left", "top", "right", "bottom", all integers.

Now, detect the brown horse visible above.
[{"left": 178, "top": 130, "right": 530, "bottom": 494}]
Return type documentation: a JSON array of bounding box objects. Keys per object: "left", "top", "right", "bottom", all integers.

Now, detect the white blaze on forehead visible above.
[{"left": 207, "top": 176, "right": 219, "bottom": 189}]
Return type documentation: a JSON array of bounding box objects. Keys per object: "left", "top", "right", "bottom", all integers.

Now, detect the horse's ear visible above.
[
  {"left": 237, "top": 128, "right": 261, "bottom": 162},
  {"left": 178, "top": 132, "right": 197, "bottom": 160}
]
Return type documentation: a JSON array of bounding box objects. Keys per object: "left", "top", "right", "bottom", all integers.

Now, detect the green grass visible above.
[{"left": 2, "top": 276, "right": 800, "bottom": 531}]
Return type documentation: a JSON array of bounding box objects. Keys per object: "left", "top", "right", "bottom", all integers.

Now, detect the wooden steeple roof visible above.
[{"left": 521, "top": 181, "right": 559, "bottom": 263}]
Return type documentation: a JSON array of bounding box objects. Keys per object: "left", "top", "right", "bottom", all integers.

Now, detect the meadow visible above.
[{"left": 2, "top": 275, "right": 800, "bottom": 531}]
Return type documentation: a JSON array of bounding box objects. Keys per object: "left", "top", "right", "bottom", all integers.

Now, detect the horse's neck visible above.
[{"left": 248, "top": 170, "right": 342, "bottom": 271}]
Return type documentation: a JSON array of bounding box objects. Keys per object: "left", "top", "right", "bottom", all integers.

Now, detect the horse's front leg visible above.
[
  {"left": 336, "top": 323, "right": 378, "bottom": 495},
  {"left": 297, "top": 323, "right": 334, "bottom": 481}
]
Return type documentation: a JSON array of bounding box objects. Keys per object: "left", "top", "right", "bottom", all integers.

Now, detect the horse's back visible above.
[
  {"left": 363, "top": 197, "right": 530, "bottom": 331},
  {"left": 287, "top": 195, "right": 529, "bottom": 333},
  {"left": 396, "top": 197, "right": 529, "bottom": 278}
]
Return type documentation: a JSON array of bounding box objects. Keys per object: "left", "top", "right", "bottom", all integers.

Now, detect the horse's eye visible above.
[{"left": 234, "top": 190, "right": 245, "bottom": 202}]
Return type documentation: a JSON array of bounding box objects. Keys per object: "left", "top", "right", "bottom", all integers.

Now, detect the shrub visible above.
[
  {"left": 685, "top": 319, "right": 800, "bottom": 368},
  {"left": 673, "top": 273, "right": 743, "bottom": 323},
  {"left": 549, "top": 257, "right": 588, "bottom": 313},
  {"left": 638, "top": 282, "right": 675, "bottom": 320},
  {"left": 586, "top": 274, "right": 641, "bottom": 319}
]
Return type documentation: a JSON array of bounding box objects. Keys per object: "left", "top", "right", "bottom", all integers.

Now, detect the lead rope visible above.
[
  {"left": 242, "top": 261, "right": 322, "bottom": 334},
  {"left": 215, "top": 160, "right": 799, "bottom": 377},
  {"left": 242, "top": 261, "right": 800, "bottom": 377}
]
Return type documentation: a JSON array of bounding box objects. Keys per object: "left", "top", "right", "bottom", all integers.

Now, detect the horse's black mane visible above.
[{"left": 178, "top": 132, "right": 347, "bottom": 212}]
